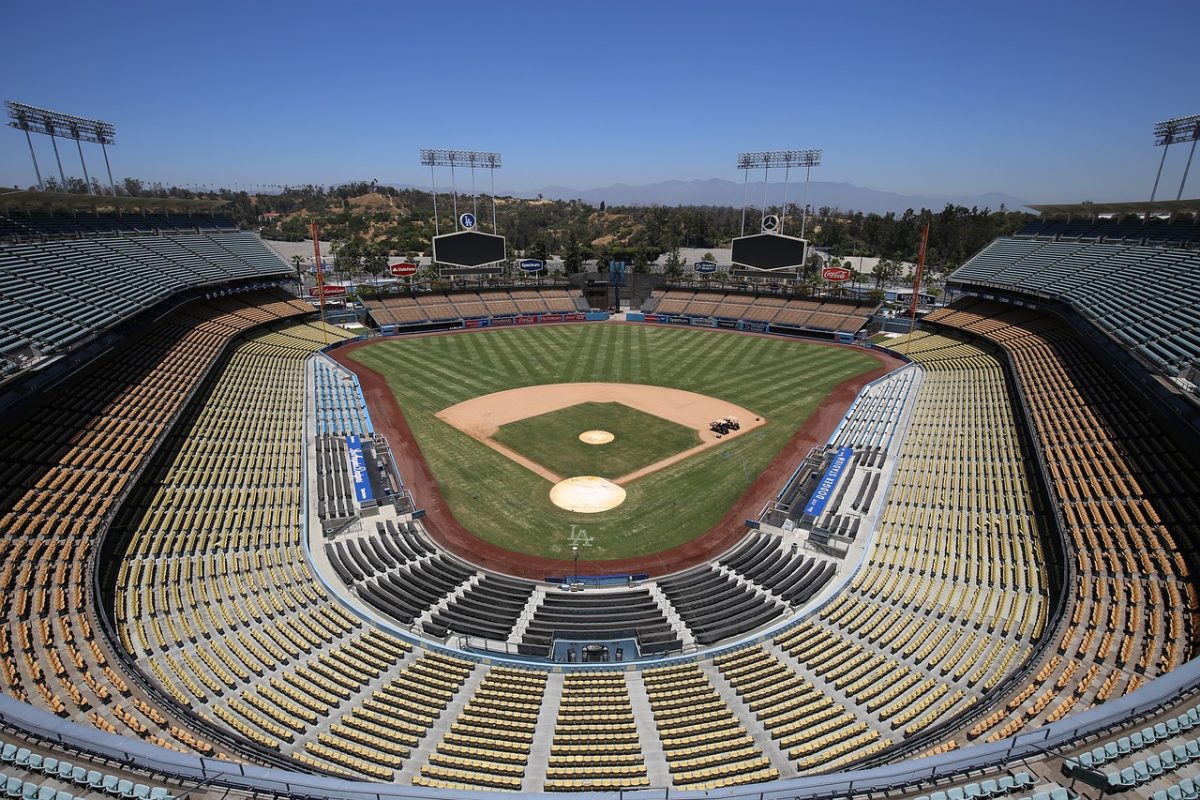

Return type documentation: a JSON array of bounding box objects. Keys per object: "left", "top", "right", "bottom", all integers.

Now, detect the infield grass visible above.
[
  {"left": 492, "top": 401, "right": 701, "bottom": 480},
  {"left": 348, "top": 324, "right": 879, "bottom": 560}
]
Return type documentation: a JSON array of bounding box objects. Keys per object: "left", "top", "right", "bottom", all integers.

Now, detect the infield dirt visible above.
[{"left": 436, "top": 383, "right": 765, "bottom": 484}]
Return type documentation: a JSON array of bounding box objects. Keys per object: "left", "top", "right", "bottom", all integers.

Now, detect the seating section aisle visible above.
[
  {"left": 642, "top": 663, "right": 778, "bottom": 789},
  {"left": 543, "top": 672, "right": 649, "bottom": 791},
  {"left": 0, "top": 290, "right": 309, "bottom": 754},
  {"left": 365, "top": 289, "right": 580, "bottom": 327},
  {"left": 924, "top": 301, "right": 1199, "bottom": 743},
  {"left": 0, "top": 231, "right": 293, "bottom": 358},
  {"left": 649, "top": 290, "right": 877, "bottom": 333},
  {"left": 415, "top": 666, "right": 547, "bottom": 791},
  {"left": 947, "top": 238, "right": 1200, "bottom": 373}
]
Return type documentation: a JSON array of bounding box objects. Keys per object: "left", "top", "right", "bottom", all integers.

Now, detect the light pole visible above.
[
  {"left": 572, "top": 545, "right": 579, "bottom": 587},
  {"left": 1150, "top": 114, "right": 1200, "bottom": 201}
]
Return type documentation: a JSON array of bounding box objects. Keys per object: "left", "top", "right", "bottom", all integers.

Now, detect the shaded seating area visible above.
[
  {"left": 0, "top": 210, "right": 237, "bottom": 241},
  {"left": 947, "top": 236, "right": 1200, "bottom": 374},
  {"left": 0, "top": 230, "right": 293, "bottom": 359}
]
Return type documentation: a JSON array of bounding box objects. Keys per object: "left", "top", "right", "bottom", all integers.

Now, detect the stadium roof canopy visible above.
[
  {"left": 0, "top": 188, "right": 228, "bottom": 212},
  {"left": 1028, "top": 198, "right": 1200, "bottom": 217}
]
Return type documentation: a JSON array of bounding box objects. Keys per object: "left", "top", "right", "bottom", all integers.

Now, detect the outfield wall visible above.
[
  {"left": 628, "top": 310, "right": 861, "bottom": 343},
  {"left": 377, "top": 311, "right": 605, "bottom": 336}
]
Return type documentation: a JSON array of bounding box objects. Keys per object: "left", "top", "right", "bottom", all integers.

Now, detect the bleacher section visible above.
[
  {"left": 642, "top": 663, "right": 778, "bottom": 789},
  {"left": 701, "top": 332, "right": 1051, "bottom": 769},
  {"left": 0, "top": 228, "right": 291, "bottom": 358},
  {"left": 947, "top": 238, "right": 1200, "bottom": 373},
  {"left": 648, "top": 290, "right": 877, "bottom": 334},
  {"left": 921, "top": 300, "right": 1200, "bottom": 742},
  {"left": 542, "top": 671, "right": 648, "bottom": 791},
  {"left": 0, "top": 289, "right": 310, "bottom": 754},
  {"left": 365, "top": 289, "right": 580, "bottom": 328}
]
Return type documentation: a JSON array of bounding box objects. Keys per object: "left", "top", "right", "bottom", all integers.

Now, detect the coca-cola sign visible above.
[{"left": 821, "top": 266, "right": 852, "bottom": 282}]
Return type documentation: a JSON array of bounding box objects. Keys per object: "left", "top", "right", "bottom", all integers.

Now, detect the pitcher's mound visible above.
[
  {"left": 578, "top": 430, "right": 615, "bottom": 445},
  {"left": 549, "top": 475, "right": 626, "bottom": 513}
]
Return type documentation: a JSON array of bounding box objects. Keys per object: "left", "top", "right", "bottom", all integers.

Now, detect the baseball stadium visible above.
[{"left": 2, "top": 106, "right": 1200, "bottom": 800}]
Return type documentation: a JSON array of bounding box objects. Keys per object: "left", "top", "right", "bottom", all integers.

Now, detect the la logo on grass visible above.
[{"left": 567, "top": 524, "right": 594, "bottom": 548}]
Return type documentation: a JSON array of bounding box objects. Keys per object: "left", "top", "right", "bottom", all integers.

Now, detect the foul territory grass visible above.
[
  {"left": 492, "top": 401, "right": 701, "bottom": 480},
  {"left": 348, "top": 324, "right": 879, "bottom": 560}
]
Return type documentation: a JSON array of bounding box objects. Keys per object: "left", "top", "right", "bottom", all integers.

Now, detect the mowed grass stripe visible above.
[{"left": 349, "top": 324, "right": 880, "bottom": 560}]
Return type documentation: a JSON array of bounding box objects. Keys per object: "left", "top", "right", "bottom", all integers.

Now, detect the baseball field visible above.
[{"left": 346, "top": 323, "right": 880, "bottom": 561}]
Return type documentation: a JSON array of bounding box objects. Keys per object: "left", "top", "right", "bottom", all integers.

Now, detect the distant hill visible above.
[{"left": 518, "top": 178, "right": 1030, "bottom": 215}]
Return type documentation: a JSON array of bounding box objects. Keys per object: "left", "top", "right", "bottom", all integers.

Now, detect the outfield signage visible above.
[
  {"left": 345, "top": 435, "right": 374, "bottom": 504},
  {"left": 519, "top": 259, "right": 544, "bottom": 272},
  {"left": 821, "top": 266, "right": 852, "bottom": 282},
  {"left": 803, "top": 446, "right": 854, "bottom": 517},
  {"left": 390, "top": 262, "right": 418, "bottom": 277},
  {"left": 692, "top": 260, "right": 718, "bottom": 274},
  {"left": 309, "top": 285, "right": 347, "bottom": 298}
]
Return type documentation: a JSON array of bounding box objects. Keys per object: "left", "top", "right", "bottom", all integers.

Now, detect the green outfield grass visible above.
[
  {"left": 348, "top": 324, "right": 879, "bottom": 560},
  {"left": 492, "top": 401, "right": 701, "bottom": 480}
]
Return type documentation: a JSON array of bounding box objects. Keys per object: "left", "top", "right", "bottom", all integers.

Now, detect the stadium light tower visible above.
[
  {"left": 420, "top": 149, "right": 502, "bottom": 235},
  {"left": 1150, "top": 113, "right": 1200, "bottom": 202},
  {"left": 736, "top": 149, "right": 821, "bottom": 237},
  {"left": 5, "top": 100, "right": 117, "bottom": 194}
]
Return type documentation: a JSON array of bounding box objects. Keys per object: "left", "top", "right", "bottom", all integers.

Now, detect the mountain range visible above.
[{"left": 514, "top": 178, "right": 1030, "bottom": 215}]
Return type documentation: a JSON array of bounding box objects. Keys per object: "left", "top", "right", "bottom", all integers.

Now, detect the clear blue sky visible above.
[{"left": 3, "top": 0, "right": 1198, "bottom": 203}]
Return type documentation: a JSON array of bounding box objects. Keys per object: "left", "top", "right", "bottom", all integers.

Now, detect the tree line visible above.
[{"left": 29, "top": 176, "right": 1035, "bottom": 274}]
